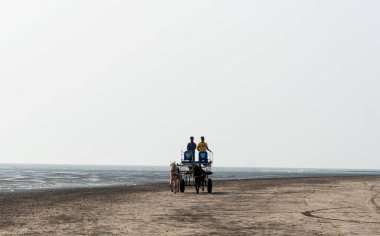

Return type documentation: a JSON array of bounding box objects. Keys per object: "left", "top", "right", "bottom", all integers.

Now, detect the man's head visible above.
[
  {"left": 201, "top": 136, "right": 205, "bottom": 142},
  {"left": 190, "top": 136, "right": 194, "bottom": 142}
]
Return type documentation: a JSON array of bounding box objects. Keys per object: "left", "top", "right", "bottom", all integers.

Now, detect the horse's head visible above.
[
  {"left": 169, "top": 161, "right": 177, "bottom": 172},
  {"left": 193, "top": 164, "right": 204, "bottom": 176}
]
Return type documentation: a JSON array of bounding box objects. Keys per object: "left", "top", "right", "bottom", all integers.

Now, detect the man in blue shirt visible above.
[{"left": 187, "top": 136, "right": 196, "bottom": 161}]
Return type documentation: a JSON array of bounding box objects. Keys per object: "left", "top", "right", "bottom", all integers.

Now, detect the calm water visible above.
[{"left": 0, "top": 164, "right": 379, "bottom": 192}]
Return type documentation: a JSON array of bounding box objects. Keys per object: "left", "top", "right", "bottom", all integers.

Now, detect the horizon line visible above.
[{"left": 1, "top": 162, "right": 380, "bottom": 171}]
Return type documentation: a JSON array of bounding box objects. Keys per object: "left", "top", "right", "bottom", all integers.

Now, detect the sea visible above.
[{"left": 0, "top": 164, "right": 379, "bottom": 192}]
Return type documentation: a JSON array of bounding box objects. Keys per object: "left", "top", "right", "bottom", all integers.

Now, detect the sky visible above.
[{"left": 0, "top": 1, "right": 379, "bottom": 168}]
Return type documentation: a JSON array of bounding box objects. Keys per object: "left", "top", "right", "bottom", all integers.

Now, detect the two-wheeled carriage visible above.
[{"left": 177, "top": 151, "right": 213, "bottom": 193}]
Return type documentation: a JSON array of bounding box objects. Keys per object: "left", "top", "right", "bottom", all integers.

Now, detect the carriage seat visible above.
[
  {"left": 183, "top": 151, "right": 193, "bottom": 162},
  {"left": 198, "top": 151, "right": 208, "bottom": 163}
]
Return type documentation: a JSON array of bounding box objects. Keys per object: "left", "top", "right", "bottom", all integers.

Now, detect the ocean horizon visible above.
[{"left": 1, "top": 163, "right": 380, "bottom": 192}]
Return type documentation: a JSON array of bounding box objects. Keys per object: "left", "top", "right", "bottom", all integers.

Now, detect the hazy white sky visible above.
[{"left": 0, "top": 1, "right": 379, "bottom": 168}]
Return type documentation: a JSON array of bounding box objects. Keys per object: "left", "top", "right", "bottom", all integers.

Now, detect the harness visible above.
[
  {"left": 171, "top": 171, "right": 181, "bottom": 176},
  {"left": 193, "top": 166, "right": 205, "bottom": 178},
  {"left": 170, "top": 167, "right": 181, "bottom": 177},
  {"left": 194, "top": 174, "right": 205, "bottom": 179}
]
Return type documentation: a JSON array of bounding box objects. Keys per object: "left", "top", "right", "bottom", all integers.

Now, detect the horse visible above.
[
  {"left": 193, "top": 164, "right": 206, "bottom": 194},
  {"left": 169, "top": 161, "right": 182, "bottom": 194}
]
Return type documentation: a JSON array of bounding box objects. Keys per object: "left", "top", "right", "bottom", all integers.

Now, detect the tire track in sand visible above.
[
  {"left": 302, "top": 207, "right": 379, "bottom": 224},
  {"left": 302, "top": 181, "right": 379, "bottom": 224},
  {"left": 260, "top": 187, "right": 280, "bottom": 235},
  {"left": 369, "top": 185, "right": 380, "bottom": 213},
  {"left": 302, "top": 188, "right": 344, "bottom": 235},
  {"left": 362, "top": 182, "right": 380, "bottom": 223}
]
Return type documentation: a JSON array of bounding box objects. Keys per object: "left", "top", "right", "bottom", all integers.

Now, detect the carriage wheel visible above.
[
  {"left": 207, "top": 179, "right": 212, "bottom": 193},
  {"left": 180, "top": 179, "right": 185, "bottom": 192}
]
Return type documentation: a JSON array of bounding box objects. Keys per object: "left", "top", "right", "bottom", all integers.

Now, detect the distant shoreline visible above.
[
  {"left": 2, "top": 174, "right": 380, "bottom": 194},
  {"left": 2, "top": 163, "right": 380, "bottom": 193}
]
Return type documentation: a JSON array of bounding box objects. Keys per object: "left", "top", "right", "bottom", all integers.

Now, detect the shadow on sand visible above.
[{"left": 183, "top": 191, "right": 230, "bottom": 195}]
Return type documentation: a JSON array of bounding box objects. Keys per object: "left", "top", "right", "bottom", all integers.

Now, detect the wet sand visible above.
[{"left": 0, "top": 176, "right": 379, "bottom": 235}]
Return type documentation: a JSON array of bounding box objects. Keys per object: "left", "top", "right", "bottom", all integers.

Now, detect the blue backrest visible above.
[
  {"left": 184, "top": 151, "right": 192, "bottom": 161},
  {"left": 199, "top": 151, "right": 208, "bottom": 163}
]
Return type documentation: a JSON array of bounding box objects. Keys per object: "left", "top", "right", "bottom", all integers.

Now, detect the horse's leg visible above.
[
  {"left": 174, "top": 179, "right": 177, "bottom": 194},
  {"left": 177, "top": 177, "right": 181, "bottom": 193},
  {"left": 170, "top": 173, "right": 173, "bottom": 192},
  {"left": 176, "top": 179, "right": 178, "bottom": 194},
  {"left": 202, "top": 177, "right": 205, "bottom": 191},
  {"left": 176, "top": 179, "right": 180, "bottom": 193},
  {"left": 170, "top": 175, "right": 174, "bottom": 192},
  {"left": 175, "top": 179, "right": 178, "bottom": 193},
  {"left": 195, "top": 179, "right": 200, "bottom": 194},
  {"left": 194, "top": 179, "right": 196, "bottom": 193}
]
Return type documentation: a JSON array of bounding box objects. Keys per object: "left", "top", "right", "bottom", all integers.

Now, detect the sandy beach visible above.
[{"left": 0, "top": 176, "right": 379, "bottom": 235}]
